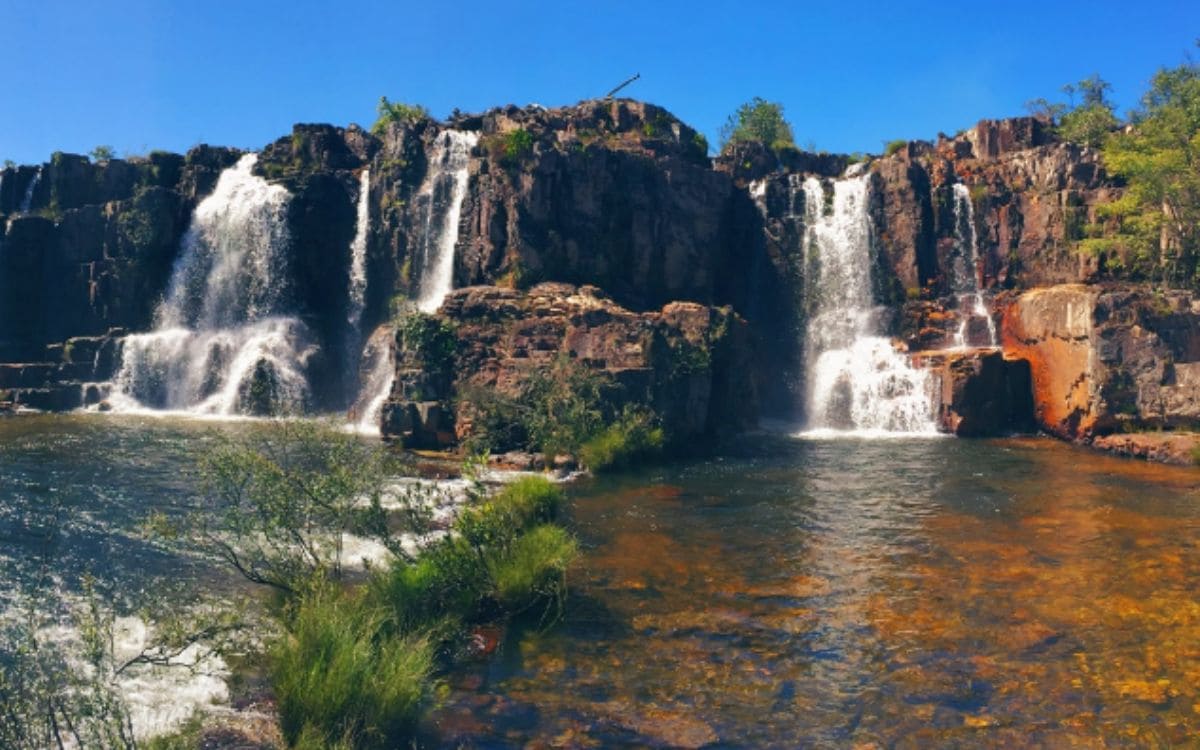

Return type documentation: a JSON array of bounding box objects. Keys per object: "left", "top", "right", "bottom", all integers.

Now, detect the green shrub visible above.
[
  {"left": 370, "top": 538, "right": 488, "bottom": 634},
  {"left": 487, "top": 524, "right": 577, "bottom": 613},
  {"left": 521, "top": 355, "right": 607, "bottom": 458},
  {"left": 485, "top": 128, "right": 535, "bottom": 166},
  {"left": 456, "top": 476, "right": 563, "bottom": 558},
  {"left": 492, "top": 476, "right": 564, "bottom": 525},
  {"left": 395, "top": 310, "right": 458, "bottom": 378},
  {"left": 884, "top": 139, "right": 907, "bottom": 156},
  {"left": 272, "top": 586, "right": 433, "bottom": 750},
  {"left": 90, "top": 145, "right": 115, "bottom": 162},
  {"left": 371, "top": 97, "right": 429, "bottom": 135},
  {"left": 369, "top": 477, "right": 561, "bottom": 626},
  {"left": 719, "top": 97, "right": 795, "bottom": 151},
  {"left": 579, "top": 407, "right": 664, "bottom": 472}
]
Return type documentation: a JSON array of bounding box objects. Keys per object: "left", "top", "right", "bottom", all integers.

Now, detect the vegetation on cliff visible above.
[
  {"left": 370, "top": 96, "right": 430, "bottom": 135},
  {"left": 1022, "top": 54, "right": 1200, "bottom": 289},
  {"left": 462, "top": 353, "right": 665, "bottom": 471},
  {"left": 719, "top": 97, "right": 796, "bottom": 152},
  {"left": 1098, "top": 58, "right": 1200, "bottom": 286}
]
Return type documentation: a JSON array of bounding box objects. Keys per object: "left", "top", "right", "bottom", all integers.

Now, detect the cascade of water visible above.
[
  {"left": 801, "top": 175, "right": 939, "bottom": 435},
  {"left": 19, "top": 167, "right": 41, "bottom": 215},
  {"left": 950, "top": 183, "right": 998, "bottom": 348},
  {"left": 347, "top": 169, "right": 370, "bottom": 330},
  {"left": 111, "top": 154, "right": 316, "bottom": 415},
  {"left": 414, "top": 130, "right": 478, "bottom": 313},
  {"left": 348, "top": 324, "right": 396, "bottom": 435}
]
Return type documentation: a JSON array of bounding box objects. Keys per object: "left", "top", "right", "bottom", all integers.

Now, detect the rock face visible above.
[
  {"left": 380, "top": 283, "right": 757, "bottom": 449},
  {"left": 1001, "top": 284, "right": 1200, "bottom": 440},
  {"left": 0, "top": 100, "right": 1176, "bottom": 454},
  {"left": 0, "top": 149, "right": 239, "bottom": 359},
  {"left": 915, "top": 349, "right": 1035, "bottom": 436},
  {"left": 454, "top": 100, "right": 731, "bottom": 312}
]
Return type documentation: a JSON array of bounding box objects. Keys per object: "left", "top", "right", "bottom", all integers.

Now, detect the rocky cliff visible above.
[
  {"left": 1002, "top": 284, "right": 1200, "bottom": 439},
  {"left": 378, "top": 282, "right": 755, "bottom": 450},
  {"left": 5, "top": 98, "right": 1200, "bottom": 461}
]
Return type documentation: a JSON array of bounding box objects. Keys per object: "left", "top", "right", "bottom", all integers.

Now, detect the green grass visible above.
[
  {"left": 272, "top": 586, "right": 433, "bottom": 750},
  {"left": 579, "top": 409, "right": 665, "bottom": 472},
  {"left": 487, "top": 524, "right": 578, "bottom": 611}
]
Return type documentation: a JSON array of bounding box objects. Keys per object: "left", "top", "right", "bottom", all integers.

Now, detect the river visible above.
[{"left": 2, "top": 416, "right": 1199, "bottom": 746}]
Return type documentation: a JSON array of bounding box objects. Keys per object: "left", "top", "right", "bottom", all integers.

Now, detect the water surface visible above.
[{"left": 435, "top": 436, "right": 1200, "bottom": 747}]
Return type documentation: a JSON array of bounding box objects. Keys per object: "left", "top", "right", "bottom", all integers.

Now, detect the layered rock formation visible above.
[
  {"left": 380, "top": 283, "right": 755, "bottom": 450},
  {"left": 1002, "top": 284, "right": 1200, "bottom": 447},
  {"left": 3, "top": 97, "right": 1194, "bottom": 461}
]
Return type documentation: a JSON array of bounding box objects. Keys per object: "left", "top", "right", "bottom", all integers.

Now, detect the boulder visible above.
[
  {"left": 1001, "top": 284, "right": 1200, "bottom": 441},
  {"left": 386, "top": 283, "right": 758, "bottom": 451},
  {"left": 914, "top": 349, "right": 1035, "bottom": 436}
]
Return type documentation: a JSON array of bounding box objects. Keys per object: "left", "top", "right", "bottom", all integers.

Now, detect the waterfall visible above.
[
  {"left": 348, "top": 324, "right": 396, "bottom": 435},
  {"left": 414, "top": 130, "right": 478, "bottom": 313},
  {"left": 950, "top": 184, "right": 998, "bottom": 348},
  {"left": 19, "top": 167, "right": 41, "bottom": 215},
  {"left": 800, "top": 175, "right": 939, "bottom": 435},
  {"left": 347, "top": 169, "right": 370, "bottom": 331},
  {"left": 110, "top": 154, "right": 316, "bottom": 415}
]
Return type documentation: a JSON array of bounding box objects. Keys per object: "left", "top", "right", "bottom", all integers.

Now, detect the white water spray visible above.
[
  {"left": 414, "top": 130, "right": 478, "bottom": 313},
  {"left": 348, "top": 324, "right": 396, "bottom": 435},
  {"left": 19, "top": 167, "right": 41, "bottom": 215},
  {"left": 347, "top": 169, "right": 371, "bottom": 330},
  {"left": 950, "top": 183, "right": 998, "bottom": 348},
  {"left": 111, "top": 154, "right": 316, "bottom": 415},
  {"left": 800, "top": 175, "right": 938, "bottom": 435}
]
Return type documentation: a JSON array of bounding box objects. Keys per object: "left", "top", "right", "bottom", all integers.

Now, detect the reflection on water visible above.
[{"left": 435, "top": 437, "right": 1200, "bottom": 747}]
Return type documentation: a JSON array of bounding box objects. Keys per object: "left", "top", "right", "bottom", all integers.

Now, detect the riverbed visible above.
[{"left": 3, "top": 416, "right": 1200, "bottom": 746}]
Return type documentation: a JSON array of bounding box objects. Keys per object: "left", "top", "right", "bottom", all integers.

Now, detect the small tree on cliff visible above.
[
  {"left": 719, "top": 97, "right": 796, "bottom": 152},
  {"left": 1024, "top": 74, "right": 1118, "bottom": 147},
  {"left": 371, "top": 97, "right": 430, "bottom": 135}
]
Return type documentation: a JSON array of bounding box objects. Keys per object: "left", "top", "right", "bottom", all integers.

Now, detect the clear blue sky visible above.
[{"left": 1, "top": 1, "right": 1197, "bottom": 165}]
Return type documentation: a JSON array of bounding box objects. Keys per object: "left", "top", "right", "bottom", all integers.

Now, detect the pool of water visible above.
[
  {"left": 0, "top": 413, "right": 244, "bottom": 611},
  {"left": 434, "top": 436, "right": 1200, "bottom": 747},
  {"left": 5, "top": 416, "right": 1200, "bottom": 746}
]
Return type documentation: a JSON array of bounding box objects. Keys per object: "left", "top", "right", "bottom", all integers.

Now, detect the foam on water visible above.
[
  {"left": 110, "top": 154, "right": 315, "bottom": 416},
  {"left": 414, "top": 130, "right": 478, "bottom": 313},
  {"left": 798, "top": 174, "right": 938, "bottom": 435}
]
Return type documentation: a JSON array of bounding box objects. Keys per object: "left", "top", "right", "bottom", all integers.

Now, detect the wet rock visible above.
[
  {"left": 415, "top": 283, "right": 756, "bottom": 452},
  {"left": 915, "top": 348, "right": 1035, "bottom": 436},
  {"left": 1001, "top": 284, "right": 1200, "bottom": 452},
  {"left": 1091, "top": 432, "right": 1200, "bottom": 466},
  {"left": 591, "top": 700, "right": 719, "bottom": 749}
]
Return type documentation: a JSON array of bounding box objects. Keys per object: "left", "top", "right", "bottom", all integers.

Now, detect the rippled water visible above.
[
  {"left": 0, "top": 414, "right": 238, "bottom": 611},
  {"left": 434, "top": 437, "right": 1200, "bottom": 747},
  {"left": 5, "top": 418, "right": 1200, "bottom": 746}
]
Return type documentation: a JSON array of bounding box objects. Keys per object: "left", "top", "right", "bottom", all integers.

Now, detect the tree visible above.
[
  {"left": 1024, "top": 74, "right": 1119, "bottom": 147},
  {"left": 370, "top": 97, "right": 430, "bottom": 135},
  {"left": 1058, "top": 74, "right": 1119, "bottom": 147},
  {"left": 719, "top": 97, "right": 796, "bottom": 152},
  {"left": 195, "top": 420, "right": 433, "bottom": 594},
  {"left": 1096, "top": 56, "right": 1200, "bottom": 285},
  {"left": 90, "top": 145, "right": 115, "bottom": 162}
]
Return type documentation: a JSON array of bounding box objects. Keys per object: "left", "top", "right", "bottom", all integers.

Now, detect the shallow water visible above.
[
  {"left": 5, "top": 417, "right": 1200, "bottom": 746},
  {"left": 435, "top": 436, "right": 1200, "bottom": 747}
]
